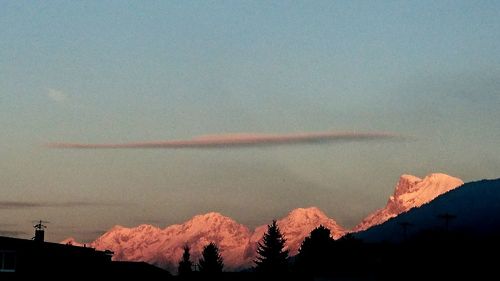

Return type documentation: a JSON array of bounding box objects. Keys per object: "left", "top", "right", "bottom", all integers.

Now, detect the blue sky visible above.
[{"left": 1, "top": 1, "right": 499, "bottom": 242}]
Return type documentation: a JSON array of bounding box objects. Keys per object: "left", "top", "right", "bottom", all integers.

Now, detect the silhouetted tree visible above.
[
  {"left": 255, "top": 220, "right": 289, "bottom": 273},
  {"left": 178, "top": 244, "right": 193, "bottom": 275},
  {"left": 336, "top": 232, "right": 361, "bottom": 246},
  {"left": 335, "top": 233, "right": 363, "bottom": 272},
  {"left": 295, "top": 225, "right": 335, "bottom": 274},
  {"left": 198, "top": 242, "right": 224, "bottom": 273}
]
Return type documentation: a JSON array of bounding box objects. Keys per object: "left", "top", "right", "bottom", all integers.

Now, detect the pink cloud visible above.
[{"left": 46, "top": 131, "right": 404, "bottom": 149}]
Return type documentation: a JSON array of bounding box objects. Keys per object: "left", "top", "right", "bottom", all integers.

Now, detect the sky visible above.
[{"left": 1, "top": 1, "right": 499, "bottom": 242}]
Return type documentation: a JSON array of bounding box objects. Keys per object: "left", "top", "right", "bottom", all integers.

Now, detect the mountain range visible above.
[{"left": 62, "top": 173, "right": 464, "bottom": 271}]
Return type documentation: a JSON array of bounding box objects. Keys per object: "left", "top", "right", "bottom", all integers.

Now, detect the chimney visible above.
[
  {"left": 34, "top": 228, "right": 45, "bottom": 242},
  {"left": 33, "top": 220, "right": 47, "bottom": 242}
]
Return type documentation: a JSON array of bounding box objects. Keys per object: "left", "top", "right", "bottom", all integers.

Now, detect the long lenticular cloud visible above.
[
  {"left": 0, "top": 201, "right": 124, "bottom": 209},
  {"left": 47, "top": 131, "right": 405, "bottom": 149}
]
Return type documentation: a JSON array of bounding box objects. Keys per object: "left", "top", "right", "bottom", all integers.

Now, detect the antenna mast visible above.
[{"left": 33, "top": 220, "right": 49, "bottom": 242}]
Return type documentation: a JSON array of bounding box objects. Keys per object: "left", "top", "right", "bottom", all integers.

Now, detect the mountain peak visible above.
[
  {"left": 356, "top": 178, "right": 500, "bottom": 243},
  {"left": 247, "top": 207, "right": 345, "bottom": 260},
  {"left": 60, "top": 237, "right": 84, "bottom": 247},
  {"left": 136, "top": 224, "right": 160, "bottom": 231},
  {"left": 193, "top": 211, "right": 227, "bottom": 219},
  {"left": 355, "top": 173, "right": 463, "bottom": 232},
  {"left": 286, "top": 207, "right": 328, "bottom": 219},
  {"left": 187, "top": 212, "right": 239, "bottom": 227},
  {"left": 400, "top": 174, "right": 421, "bottom": 181},
  {"left": 394, "top": 174, "right": 423, "bottom": 197},
  {"left": 108, "top": 225, "right": 126, "bottom": 231},
  {"left": 423, "top": 173, "right": 463, "bottom": 183}
]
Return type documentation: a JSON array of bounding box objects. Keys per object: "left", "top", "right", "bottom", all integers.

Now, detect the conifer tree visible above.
[
  {"left": 198, "top": 242, "right": 224, "bottom": 273},
  {"left": 255, "top": 220, "right": 289, "bottom": 272},
  {"left": 295, "top": 225, "right": 335, "bottom": 274},
  {"left": 178, "top": 245, "right": 193, "bottom": 275}
]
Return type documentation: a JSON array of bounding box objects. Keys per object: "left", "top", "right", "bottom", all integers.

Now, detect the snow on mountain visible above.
[
  {"left": 61, "top": 173, "right": 465, "bottom": 271},
  {"left": 356, "top": 178, "right": 500, "bottom": 243},
  {"left": 354, "top": 173, "right": 464, "bottom": 231},
  {"left": 244, "top": 207, "right": 345, "bottom": 261},
  {"left": 64, "top": 208, "right": 344, "bottom": 271},
  {"left": 60, "top": 237, "right": 84, "bottom": 247},
  {"left": 89, "top": 213, "right": 251, "bottom": 271},
  {"left": 91, "top": 224, "right": 164, "bottom": 263}
]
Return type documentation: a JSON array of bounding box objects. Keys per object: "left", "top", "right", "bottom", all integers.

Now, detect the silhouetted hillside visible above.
[{"left": 356, "top": 178, "right": 500, "bottom": 242}]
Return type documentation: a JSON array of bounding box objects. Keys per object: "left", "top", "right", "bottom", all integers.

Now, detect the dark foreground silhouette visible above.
[
  {"left": 0, "top": 229, "right": 172, "bottom": 279},
  {"left": 2, "top": 179, "right": 499, "bottom": 279},
  {"left": 1, "top": 222, "right": 498, "bottom": 280}
]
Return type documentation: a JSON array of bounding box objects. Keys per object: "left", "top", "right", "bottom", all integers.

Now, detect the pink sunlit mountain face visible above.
[
  {"left": 89, "top": 213, "right": 252, "bottom": 271},
  {"left": 244, "top": 207, "right": 345, "bottom": 261},
  {"left": 60, "top": 237, "right": 84, "bottom": 247},
  {"left": 64, "top": 208, "right": 345, "bottom": 271},
  {"left": 354, "top": 173, "right": 464, "bottom": 232},
  {"left": 62, "top": 173, "right": 462, "bottom": 271}
]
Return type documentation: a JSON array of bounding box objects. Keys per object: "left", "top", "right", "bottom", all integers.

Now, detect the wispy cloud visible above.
[
  {"left": 47, "top": 88, "right": 68, "bottom": 103},
  {"left": 47, "top": 131, "right": 406, "bottom": 149},
  {"left": 0, "top": 223, "right": 16, "bottom": 228},
  {"left": 0, "top": 201, "right": 124, "bottom": 210},
  {"left": 0, "top": 202, "right": 39, "bottom": 209},
  {"left": 0, "top": 223, "right": 26, "bottom": 238},
  {"left": 74, "top": 229, "right": 107, "bottom": 237},
  {"left": 0, "top": 230, "right": 27, "bottom": 237}
]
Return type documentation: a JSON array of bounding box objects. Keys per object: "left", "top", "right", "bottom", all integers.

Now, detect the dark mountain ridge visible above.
[{"left": 356, "top": 178, "right": 500, "bottom": 243}]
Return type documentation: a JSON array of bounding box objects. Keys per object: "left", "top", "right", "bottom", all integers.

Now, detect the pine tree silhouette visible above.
[
  {"left": 295, "top": 225, "right": 335, "bottom": 274},
  {"left": 198, "top": 242, "right": 224, "bottom": 273},
  {"left": 178, "top": 244, "right": 193, "bottom": 275},
  {"left": 255, "top": 220, "right": 289, "bottom": 273}
]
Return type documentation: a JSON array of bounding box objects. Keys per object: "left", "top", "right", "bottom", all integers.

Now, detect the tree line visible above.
[
  {"left": 177, "top": 216, "right": 500, "bottom": 279},
  {"left": 177, "top": 220, "right": 345, "bottom": 275}
]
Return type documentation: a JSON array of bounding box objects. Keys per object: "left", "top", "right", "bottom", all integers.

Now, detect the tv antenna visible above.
[
  {"left": 398, "top": 221, "right": 413, "bottom": 241},
  {"left": 33, "top": 220, "right": 49, "bottom": 230},
  {"left": 32, "top": 220, "right": 50, "bottom": 242},
  {"left": 437, "top": 213, "right": 456, "bottom": 232}
]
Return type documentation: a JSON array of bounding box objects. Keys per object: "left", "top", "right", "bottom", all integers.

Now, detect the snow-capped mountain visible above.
[
  {"left": 356, "top": 178, "right": 500, "bottom": 243},
  {"left": 61, "top": 237, "right": 84, "bottom": 247},
  {"left": 244, "top": 207, "right": 345, "bottom": 260},
  {"left": 89, "top": 213, "right": 251, "bottom": 271},
  {"left": 354, "top": 173, "right": 464, "bottom": 231},
  {"left": 62, "top": 173, "right": 464, "bottom": 271},
  {"left": 65, "top": 208, "right": 344, "bottom": 271}
]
